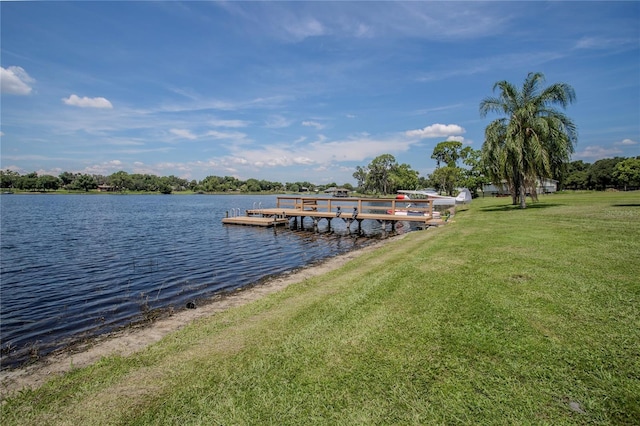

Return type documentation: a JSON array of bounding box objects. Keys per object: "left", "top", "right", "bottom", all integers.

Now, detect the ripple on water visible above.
[{"left": 0, "top": 194, "right": 394, "bottom": 368}]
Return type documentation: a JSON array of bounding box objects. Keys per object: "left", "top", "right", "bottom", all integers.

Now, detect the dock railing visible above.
[{"left": 275, "top": 196, "right": 433, "bottom": 218}]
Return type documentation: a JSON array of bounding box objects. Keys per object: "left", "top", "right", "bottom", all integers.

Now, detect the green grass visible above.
[{"left": 2, "top": 191, "right": 639, "bottom": 425}]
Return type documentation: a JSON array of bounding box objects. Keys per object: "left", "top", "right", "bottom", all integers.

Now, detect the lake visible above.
[{"left": 0, "top": 194, "right": 407, "bottom": 369}]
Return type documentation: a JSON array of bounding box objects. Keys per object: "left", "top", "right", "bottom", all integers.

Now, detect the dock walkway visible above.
[{"left": 222, "top": 196, "right": 445, "bottom": 229}]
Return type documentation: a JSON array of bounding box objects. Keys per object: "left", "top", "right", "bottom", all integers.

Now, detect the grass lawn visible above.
[{"left": 2, "top": 191, "right": 639, "bottom": 425}]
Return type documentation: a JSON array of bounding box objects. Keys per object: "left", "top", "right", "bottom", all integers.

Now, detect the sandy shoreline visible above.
[{"left": 0, "top": 234, "right": 406, "bottom": 398}]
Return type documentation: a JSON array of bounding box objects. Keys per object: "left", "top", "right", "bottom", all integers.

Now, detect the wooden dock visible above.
[{"left": 222, "top": 196, "right": 445, "bottom": 230}]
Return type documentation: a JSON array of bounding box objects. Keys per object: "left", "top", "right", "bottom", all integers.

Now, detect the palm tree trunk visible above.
[{"left": 519, "top": 183, "right": 527, "bottom": 208}]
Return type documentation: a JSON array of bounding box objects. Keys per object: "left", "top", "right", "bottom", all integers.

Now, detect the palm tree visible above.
[{"left": 480, "top": 72, "right": 577, "bottom": 208}]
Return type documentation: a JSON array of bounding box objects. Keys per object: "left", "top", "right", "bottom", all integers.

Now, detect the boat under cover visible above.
[{"left": 396, "top": 188, "right": 472, "bottom": 206}]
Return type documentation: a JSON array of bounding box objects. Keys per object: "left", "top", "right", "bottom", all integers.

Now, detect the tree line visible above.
[
  {"left": 0, "top": 169, "right": 352, "bottom": 195},
  {"left": 564, "top": 157, "right": 640, "bottom": 191}
]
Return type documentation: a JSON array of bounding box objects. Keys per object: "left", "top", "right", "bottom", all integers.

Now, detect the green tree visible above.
[
  {"left": 109, "top": 171, "right": 132, "bottom": 191},
  {"left": 431, "top": 166, "right": 462, "bottom": 196},
  {"left": 164, "top": 175, "right": 188, "bottom": 191},
  {"left": 200, "top": 175, "right": 221, "bottom": 192},
  {"left": 587, "top": 157, "right": 623, "bottom": 190},
  {"left": 417, "top": 176, "right": 431, "bottom": 189},
  {"left": 564, "top": 171, "right": 588, "bottom": 190},
  {"left": 157, "top": 176, "right": 173, "bottom": 194},
  {"left": 480, "top": 72, "right": 577, "bottom": 208},
  {"left": 613, "top": 157, "right": 640, "bottom": 190},
  {"left": 0, "top": 170, "right": 20, "bottom": 189},
  {"left": 341, "top": 183, "right": 355, "bottom": 191},
  {"left": 36, "top": 175, "right": 61, "bottom": 191},
  {"left": 564, "top": 160, "right": 590, "bottom": 190},
  {"left": 390, "top": 163, "right": 419, "bottom": 192},
  {"left": 222, "top": 176, "right": 241, "bottom": 191},
  {"left": 71, "top": 174, "right": 98, "bottom": 192},
  {"left": 286, "top": 182, "right": 300, "bottom": 192},
  {"left": 430, "top": 141, "right": 466, "bottom": 196},
  {"left": 244, "top": 178, "right": 261, "bottom": 192},
  {"left": 431, "top": 141, "right": 463, "bottom": 168},
  {"left": 460, "top": 147, "right": 488, "bottom": 196},
  {"left": 365, "top": 154, "right": 397, "bottom": 194},
  {"left": 353, "top": 166, "right": 368, "bottom": 191},
  {"left": 59, "top": 171, "right": 75, "bottom": 187},
  {"left": 361, "top": 155, "right": 419, "bottom": 195},
  {"left": 18, "top": 172, "right": 38, "bottom": 191}
]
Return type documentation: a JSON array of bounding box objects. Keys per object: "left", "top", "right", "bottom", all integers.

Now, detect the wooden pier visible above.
[{"left": 222, "top": 196, "right": 445, "bottom": 230}]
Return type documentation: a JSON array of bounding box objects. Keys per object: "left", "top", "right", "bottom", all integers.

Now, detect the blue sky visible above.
[{"left": 1, "top": 1, "right": 638, "bottom": 185}]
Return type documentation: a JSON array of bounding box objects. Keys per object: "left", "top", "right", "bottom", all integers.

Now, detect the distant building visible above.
[
  {"left": 482, "top": 178, "right": 558, "bottom": 196},
  {"left": 324, "top": 187, "right": 350, "bottom": 197},
  {"left": 97, "top": 184, "right": 115, "bottom": 192}
]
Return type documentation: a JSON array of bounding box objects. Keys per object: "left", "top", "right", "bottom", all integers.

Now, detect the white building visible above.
[{"left": 482, "top": 178, "right": 558, "bottom": 196}]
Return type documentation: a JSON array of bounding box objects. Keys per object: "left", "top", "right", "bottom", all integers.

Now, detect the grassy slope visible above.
[{"left": 2, "top": 192, "right": 639, "bottom": 425}]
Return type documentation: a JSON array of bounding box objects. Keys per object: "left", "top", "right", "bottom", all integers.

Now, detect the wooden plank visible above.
[{"left": 222, "top": 216, "right": 289, "bottom": 227}]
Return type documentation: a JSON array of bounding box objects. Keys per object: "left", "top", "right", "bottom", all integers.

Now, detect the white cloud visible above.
[
  {"left": 283, "top": 18, "right": 325, "bottom": 40},
  {"left": 81, "top": 160, "right": 126, "bottom": 176},
  {"left": 575, "top": 145, "right": 622, "bottom": 159},
  {"left": 575, "top": 37, "right": 608, "bottom": 49},
  {"left": 264, "top": 115, "right": 293, "bottom": 129},
  {"left": 209, "top": 119, "right": 250, "bottom": 128},
  {"left": 354, "top": 23, "right": 373, "bottom": 38},
  {"left": 63, "top": 94, "right": 113, "bottom": 109},
  {"left": 575, "top": 36, "right": 634, "bottom": 50},
  {"left": 615, "top": 138, "right": 638, "bottom": 146},
  {"left": 224, "top": 133, "right": 417, "bottom": 170},
  {"left": 225, "top": 2, "right": 506, "bottom": 42},
  {"left": 446, "top": 136, "right": 465, "bottom": 143},
  {"left": 293, "top": 136, "right": 307, "bottom": 144},
  {"left": 205, "top": 130, "right": 248, "bottom": 141},
  {"left": 0, "top": 131, "right": 4, "bottom": 137},
  {"left": 106, "top": 138, "right": 145, "bottom": 146},
  {"left": 1, "top": 66, "right": 35, "bottom": 95},
  {"left": 170, "top": 128, "right": 198, "bottom": 140},
  {"left": 405, "top": 123, "right": 466, "bottom": 139},
  {"left": 302, "top": 120, "right": 325, "bottom": 130}
]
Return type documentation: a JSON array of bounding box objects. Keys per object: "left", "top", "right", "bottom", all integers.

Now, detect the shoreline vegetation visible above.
[{"left": 1, "top": 191, "right": 638, "bottom": 424}]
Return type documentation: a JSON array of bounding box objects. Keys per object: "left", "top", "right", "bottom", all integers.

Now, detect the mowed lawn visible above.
[{"left": 2, "top": 191, "right": 639, "bottom": 425}]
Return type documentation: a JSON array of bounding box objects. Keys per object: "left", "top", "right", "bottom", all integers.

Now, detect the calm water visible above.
[{"left": 0, "top": 194, "right": 400, "bottom": 369}]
